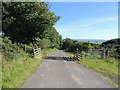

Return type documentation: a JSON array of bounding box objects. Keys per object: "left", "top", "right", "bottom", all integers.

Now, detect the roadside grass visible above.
[
  {"left": 67, "top": 52, "right": 74, "bottom": 57},
  {"left": 41, "top": 48, "right": 57, "bottom": 56},
  {"left": 67, "top": 52, "right": 119, "bottom": 86},
  {"left": 2, "top": 48, "right": 57, "bottom": 88},
  {"left": 77, "top": 58, "right": 118, "bottom": 76}
]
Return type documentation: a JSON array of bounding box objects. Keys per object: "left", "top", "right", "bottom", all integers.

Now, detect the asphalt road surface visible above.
[{"left": 22, "top": 50, "right": 116, "bottom": 88}]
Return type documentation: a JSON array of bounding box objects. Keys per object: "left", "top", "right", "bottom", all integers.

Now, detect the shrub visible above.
[{"left": 2, "top": 36, "right": 27, "bottom": 61}]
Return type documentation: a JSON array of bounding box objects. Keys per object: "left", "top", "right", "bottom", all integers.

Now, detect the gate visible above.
[{"left": 33, "top": 48, "right": 41, "bottom": 58}]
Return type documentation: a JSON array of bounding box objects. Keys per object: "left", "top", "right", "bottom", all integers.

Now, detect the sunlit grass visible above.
[
  {"left": 2, "top": 48, "right": 57, "bottom": 88},
  {"left": 77, "top": 58, "right": 118, "bottom": 76},
  {"left": 67, "top": 52, "right": 119, "bottom": 87},
  {"left": 41, "top": 48, "right": 57, "bottom": 56},
  {"left": 66, "top": 52, "right": 74, "bottom": 57},
  {"left": 67, "top": 52, "right": 118, "bottom": 76}
]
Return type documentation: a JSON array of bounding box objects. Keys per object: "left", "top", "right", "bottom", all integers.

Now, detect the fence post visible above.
[
  {"left": 101, "top": 49, "right": 106, "bottom": 59},
  {"left": 106, "top": 49, "right": 108, "bottom": 59},
  {"left": 107, "top": 50, "right": 110, "bottom": 58},
  {"left": 81, "top": 51, "right": 83, "bottom": 59}
]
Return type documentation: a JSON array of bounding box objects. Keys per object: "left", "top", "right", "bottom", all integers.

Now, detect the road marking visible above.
[{"left": 71, "top": 74, "right": 83, "bottom": 86}]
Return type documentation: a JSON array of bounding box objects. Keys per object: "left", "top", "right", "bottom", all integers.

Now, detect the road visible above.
[{"left": 22, "top": 50, "right": 116, "bottom": 88}]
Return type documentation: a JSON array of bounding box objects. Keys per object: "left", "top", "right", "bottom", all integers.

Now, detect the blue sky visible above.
[{"left": 49, "top": 2, "right": 118, "bottom": 40}]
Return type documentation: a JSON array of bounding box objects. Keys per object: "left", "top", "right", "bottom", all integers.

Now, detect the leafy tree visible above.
[
  {"left": 62, "top": 38, "right": 73, "bottom": 50},
  {"left": 38, "top": 38, "right": 51, "bottom": 49},
  {"left": 61, "top": 38, "right": 93, "bottom": 52},
  {"left": 2, "top": 2, "right": 60, "bottom": 44},
  {"left": 41, "top": 26, "right": 62, "bottom": 48}
]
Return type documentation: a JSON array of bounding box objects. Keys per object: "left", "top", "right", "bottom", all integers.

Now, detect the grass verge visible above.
[
  {"left": 77, "top": 58, "right": 118, "bottom": 76},
  {"left": 2, "top": 48, "right": 57, "bottom": 88},
  {"left": 67, "top": 52, "right": 119, "bottom": 87}
]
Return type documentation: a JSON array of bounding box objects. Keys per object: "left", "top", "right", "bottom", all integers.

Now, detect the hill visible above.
[
  {"left": 73, "top": 39, "right": 108, "bottom": 43},
  {"left": 101, "top": 38, "right": 120, "bottom": 59}
]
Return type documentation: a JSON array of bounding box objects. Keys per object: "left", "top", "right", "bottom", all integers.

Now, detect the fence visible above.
[
  {"left": 74, "top": 48, "right": 82, "bottom": 60},
  {"left": 33, "top": 48, "right": 41, "bottom": 58},
  {"left": 74, "top": 48, "right": 115, "bottom": 60}
]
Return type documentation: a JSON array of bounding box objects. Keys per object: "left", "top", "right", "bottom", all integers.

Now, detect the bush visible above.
[
  {"left": 101, "top": 38, "right": 120, "bottom": 59},
  {"left": 2, "top": 36, "right": 28, "bottom": 61},
  {"left": 18, "top": 43, "right": 33, "bottom": 57},
  {"left": 82, "top": 51, "right": 101, "bottom": 59},
  {"left": 62, "top": 38, "right": 93, "bottom": 52}
]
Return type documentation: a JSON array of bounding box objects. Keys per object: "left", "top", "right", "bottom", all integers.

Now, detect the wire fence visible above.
[{"left": 74, "top": 48, "right": 118, "bottom": 60}]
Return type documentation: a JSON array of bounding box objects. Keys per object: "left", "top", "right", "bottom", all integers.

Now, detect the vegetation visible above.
[
  {"left": 77, "top": 58, "right": 118, "bottom": 76},
  {"left": 2, "top": 2, "right": 62, "bottom": 48},
  {"left": 66, "top": 38, "right": 119, "bottom": 86},
  {"left": 101, "top": 38, "right": 120, "bottom": 59},
  {"left": 1, "top": 1, "right": 119, "bottom": 88},
  {"left": 67, "top": 52, "right": 118, "bottom": 76},
  {"left": 62, "top": 38, "right": 120, "bottom": 60},
  {"left": 65, "top": 38, "right": 119, "bottom": 75},
  {"left": 2, "top": 2, "right": 61, "bottom": 88},
  {"left": 2, "top": 36, "right": 57, "bottom": 88},
  {"left": 61, "top": 38, "right": 94, "bottom": 52},
  {"left": 2, "top": 48, "right": 56, "bottom": 88},
  {"left": 67, "top": 52, "right": 119, "bottom": 87},
  {"left": 77, "top": 58, "right": 119, "bottom": 87}
]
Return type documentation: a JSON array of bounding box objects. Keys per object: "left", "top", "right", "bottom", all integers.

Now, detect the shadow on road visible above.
[{"left": 42, "top": 56, "right": 74, "bottom": 61}]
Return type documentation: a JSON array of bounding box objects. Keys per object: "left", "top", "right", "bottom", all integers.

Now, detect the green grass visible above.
[
  {"left": 77, "top": 58, "right": 118, "bottom": 76},
  {"left": 2, "top": 48, "right": 57, "bottom": 88},
  {"left": 67, "top": 52, "right": 118, "bottom": 76},
  {"left": 67, "top": 52, "right": 119, "bottom": 87},
  {"left": 66, "top": 52, "right": 74, "bottom": 57},
  {"left": 41, "top": 48, "right": 57, "bottom": 56}
]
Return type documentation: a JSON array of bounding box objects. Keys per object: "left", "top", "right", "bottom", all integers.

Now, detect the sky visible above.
[{"left": 49, "top": 2, "right": 118, "bottom": 40}]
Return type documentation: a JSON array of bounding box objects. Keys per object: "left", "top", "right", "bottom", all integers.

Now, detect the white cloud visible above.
[
  {"left": 61, "top": 16, "right": 117, "bottom": 28},
  {"left": 56, "top": 16, "right": 118, "bottom": 39}
]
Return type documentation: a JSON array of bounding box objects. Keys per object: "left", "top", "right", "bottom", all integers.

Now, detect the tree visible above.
[
  {"left": 41, "top": 27, "right": 62, "bottom": 48},
  {"left": 62, "top": 38, "right": 74, "bottom": 50},
  {"left": 2, "top": 2, "right": 60, "bottom": 44}
]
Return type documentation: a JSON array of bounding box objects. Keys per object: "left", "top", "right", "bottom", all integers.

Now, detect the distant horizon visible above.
[
  {"left": 63, "top": 38, "right": 118, "bottom": 40},
  {"left": 72, "top": 38, "right": 109, "bottom": 42},
  {"left": 72, "top": 38, "right": 109, "bottom": 40}
]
